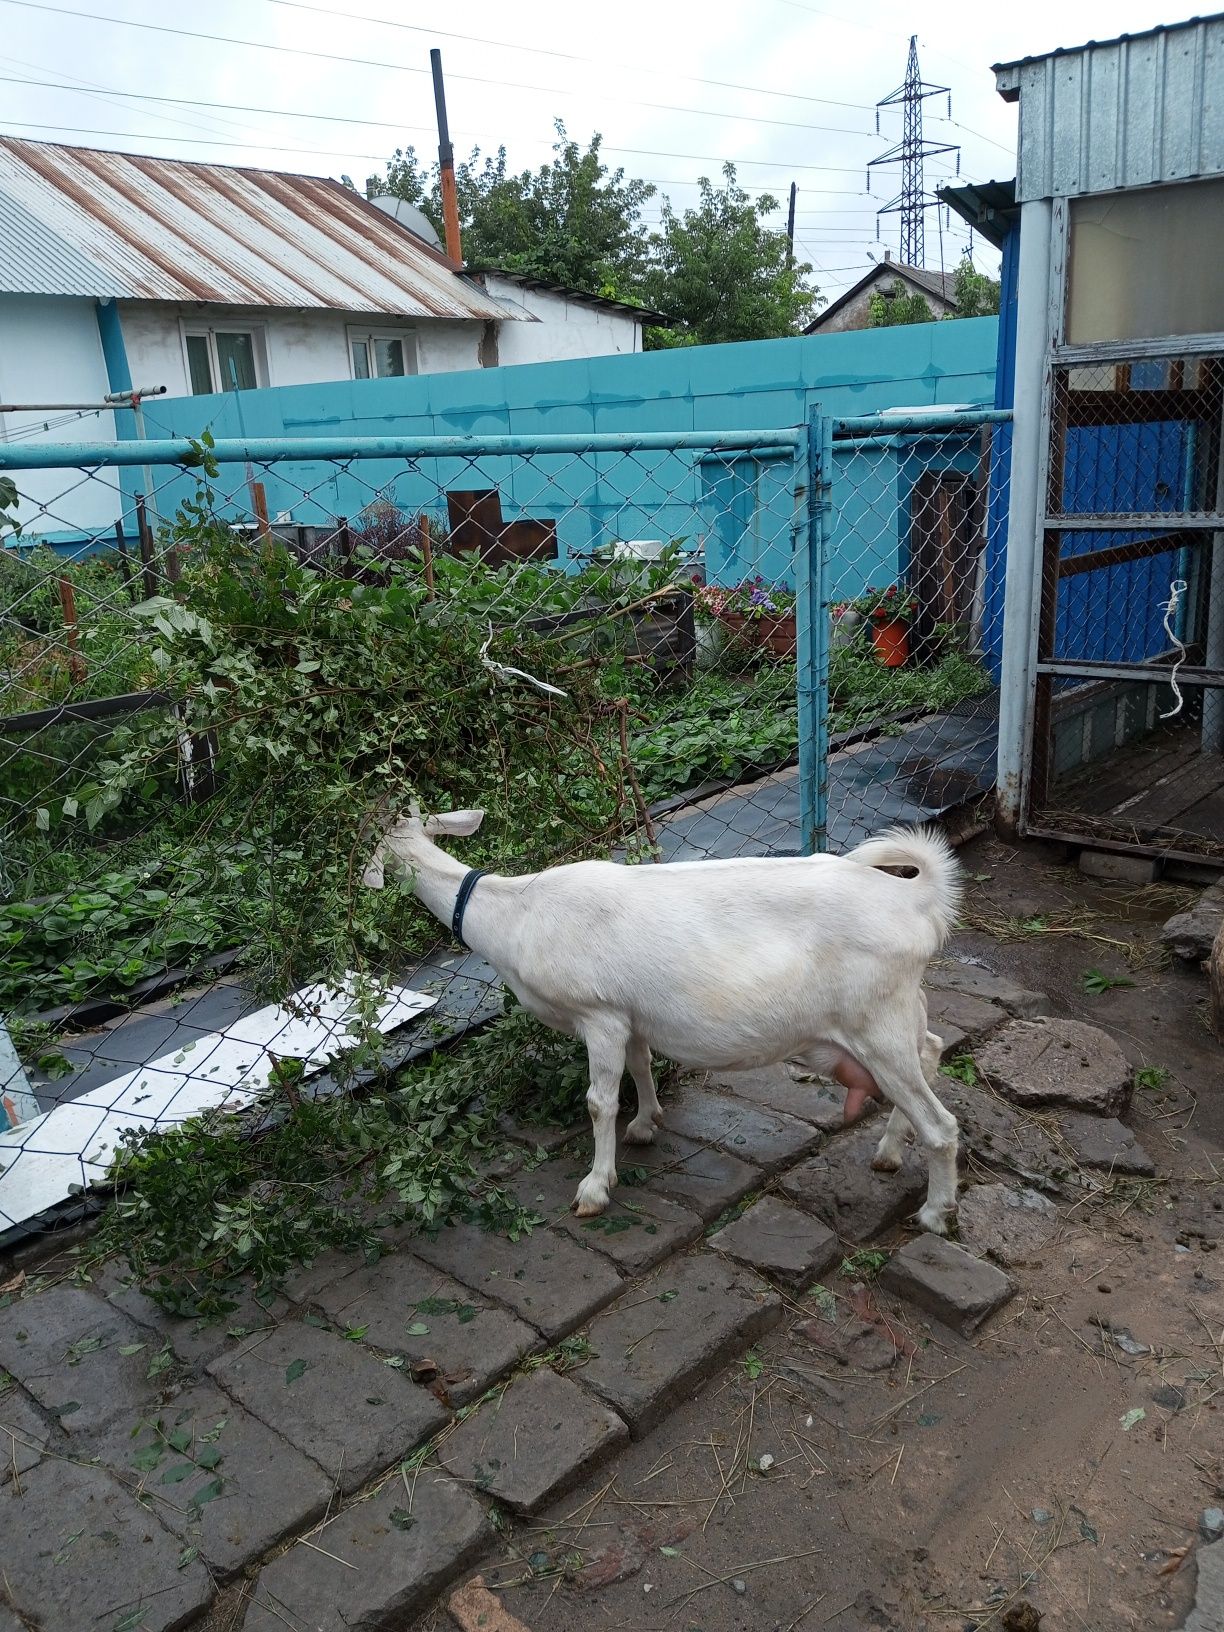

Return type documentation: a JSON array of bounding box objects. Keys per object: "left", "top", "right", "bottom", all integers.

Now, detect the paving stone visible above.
[
  {"left": 924, "top": 989, "right": 1007, "bottom": 1047},
  {"left": 579, "top": 1253, "right": 782, "bottom": 1436},
  {"left": 2, "top": 1459, "right": 214, "bottom": 1631},
  {"left": 1079, "top": 848, "right": 1158, "bottom": 883},
  {"left": 614, "top": 1127, "right": 760, "bottom": 1223},
  {"left": 313, "top": 1254, "right": 536, "bottom": 1406},
  {"left": 281, "top": 1244, "right": 380, "bottom": 1305},
  {"left": 778, "top": 1124, "right": 927, "bottom": 1242},
  {"left": 1183, "top": 1538, "right": 1224, "bottom": 1632},
  {"left": 880, "top": 1233, "right": 1016, "bottom": 1335},
  {"left": 935, "top": 1078, "right": 1069, "bottom": 1187},
  {"left": 1057, "top": 1112, "right": 1156, "bottom": 1177},
  {"left": 932, "top": 1022, "right": 969, "bottom": 1058},
  {"left": 0, "top": 1382, "right": 50, "bottom": 1482},
  {"left": 507, "top": 1154, "right": 703, "bottom": 1274},
  {"left": 208, "top": 1320, "right": 447, "bottom": 1491},
  {"left": 926, "top": 965, "right": 1052, "bottom": 1019},
  {"left": 976, "top": 1017, "right": 1132, "bottom": 1115},
  {"left": 413, "top": 1221, "right": 623, "bottom": 1340},
  {"left": 660, "top": 1085, "right": 822, "bottom": 1172},
  {"left": 92, "top": 1259, "right": 293, "bottom": 1368},
  {"left": 497, "top": 1112, "right": 588, "bottom": 1151},
  {"left": 0, "top": 1286, "right": 163, "bottom": 1435},
  {"left": 438, "top": 1367, "right": 627, "bottom": 1514},
  {"left": 957, "top": 1182, "right": 1061, "bottom": 1267},
  {"left": 243, "top": 1471, "right": 488, "bottom": 1632},
  {"left": 711, "top": 1065, "right": 851, "bottom": 1132},
  {"left": 92, "top": 1380, "right": 332, "bottom": 1577},
  {"left": 0, "top": 1608, "right": 26, "bottom": 1632},
  {"left": 708, "top": 1196, "right": 840, "bottom": 1290}
]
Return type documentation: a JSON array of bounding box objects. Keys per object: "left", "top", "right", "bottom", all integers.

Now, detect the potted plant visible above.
[
  {"left": 853, "top": 583, "right": 916, "bottom": 667},
  {"left": 693, "top": 577, "right": 796, "bottom": 661}
]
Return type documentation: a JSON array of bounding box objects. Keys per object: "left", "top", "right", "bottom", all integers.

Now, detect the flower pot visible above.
[
  {"left": 756, "top": 614, "right": 796, "bottom": 659},
  {"left": 695, "top": 615, "right": 725, "bottom": 670},
  {"left": 717, "top": 611, "right": 761, "bottom": 661},
  {"left": 871, "top": 619, "right": 909, "bottom": 667}
]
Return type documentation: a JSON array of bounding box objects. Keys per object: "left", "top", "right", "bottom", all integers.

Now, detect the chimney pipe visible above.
[{"left": 431, "top": 48, "right": 462, "bottom": 264}]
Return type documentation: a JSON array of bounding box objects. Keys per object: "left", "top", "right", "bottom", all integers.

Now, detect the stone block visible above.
[
  {"left": 92, "top": 1259, "right": 292, "bottom": 1369},
  {"left": 208, "top": 1320, "right": 447, "bottom": 1491},
  {"left": 507, "top": 1155, "right": 703, "bottom": 1275},
  {"left": 710, "top": 1065, "right": 850, "bottom": 1131},
  {"left": 438, "top": 1367, "right": 627, "bottom": 1514},
  {"left": 1162, "top": 882, "right": 1224, "bottom": 963},
  {"left": 778, "top": 1123, "right": 927, "bottom": 1242},
  {"left": 1057, "top": 1112, "right": 1156, "bottom": 1177},
  {"left": 0, "top": 1286, "right": 163, "bottom": 1435},
  {"left": 880, "top": 1233, "right": 1015, "bottom": 1335},
  {"left": 313, "top": 1254, "right": 536, "bottom": 1406},
  {"left": 957, "top": 1182, "right": 1060, "bottom": 1267},
  {"left": 0, "top": 1382, "right": 50, "bottom": 1482},
  {"left": 1078, "top": 848, "right": 1158, "bottom": 884},
  {"left": 924, "top": 990, "right": 1007, "bottom": 1047},
  {"left": 243, "top": 1472, "right": 488, "bottom": 1632},
  {"left": 926, "top": 965, "right": 1052, "bottom": 1019},
  {"left": 935, "top": 1077, "right": 1068, "bottom": 1187},
  {"left": 2, "top": 1460, "right": 214, "bottom": 1631},
  {"left": 975, "top": 1017, "right": 1132, "bottom": 1115},
  {"left": 708, "top": 1196, "right": 840, "bottom": 1290},
  {"left": 92, "top": 1380, "right": 331, "bottom": 1577},
  {"left": 660, "top": 1085, "right": 822, "bottom": 1172},
  {"left": 413, "top": 1222, "right": 623, "bottom": 1340},
  {"left": 614, "top": 1128, "right": 760, "bottom": 1222},
  {"left": 579, "top": 1254, "right": 782, "bottom": 1436},
  {"left": 1184, "top": 1538, "right": 1224, "bottom": 1632}
]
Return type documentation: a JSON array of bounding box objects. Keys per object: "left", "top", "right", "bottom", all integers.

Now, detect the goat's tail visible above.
[{"left": 846, "top": 824, "right": 962, "bottom": 948}]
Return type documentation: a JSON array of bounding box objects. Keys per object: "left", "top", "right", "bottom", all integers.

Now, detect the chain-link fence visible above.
[
  {"left": 0, "top": 410, "right": 1011, "bottom": 1244},
  {"left": 1, "top": 427, "right": 819, "bottom": 1239},
  {"left": 819, "top": 410, "right": 1008, "bottom": 852},
  {"left": 1025, "top": 352, "right": 1224, "bottom": 862}
]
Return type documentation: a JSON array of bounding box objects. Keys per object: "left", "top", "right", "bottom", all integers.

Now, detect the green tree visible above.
[
  {"left": 952, "top": 252, "right": 1001, "bottom": 317},
  {"left": 866, "top": 279, "right": 935, "bottom": 327},
  {"left": 367, "top": 122, "right": 654, "bottom": 295},
  {"left": 641, "top": 165, "right": 821, "bottom": 346}
]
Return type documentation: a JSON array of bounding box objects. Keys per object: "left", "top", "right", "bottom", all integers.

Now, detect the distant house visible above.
[{"left": 804, "top": 256, "right": 957, "bottom": 334}]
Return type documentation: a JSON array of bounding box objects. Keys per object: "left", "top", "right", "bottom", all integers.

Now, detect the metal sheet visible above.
[
  {"left": 0, "top": 136, "right": 512, "bottom": 319},
  {"left": 995, "top": 14, "right": 1224, "bottom": 202}
]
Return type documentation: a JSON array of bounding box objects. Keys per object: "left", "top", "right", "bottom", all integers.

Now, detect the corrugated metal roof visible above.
[
  {"left": 0, "top": 137, "right": 513, "bottom": 321},
  {"left": 994, "top": 13, "right": 1224, "bottom": 202},
  {"left": 938, "top": 180, "right": 1019, "bottom": 249}
]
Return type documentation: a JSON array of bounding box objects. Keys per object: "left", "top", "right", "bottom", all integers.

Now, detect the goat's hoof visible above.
[
  {"left": 871, "top": 1151, "right": 903, "bottom": 1174},
  {"left": 913, "top": 1202, "right": 955, "bottom": 1236},
  {"left": 571, "top": 1179, "right": 611, "bottom": 1217},
  {"left": 624, "top": 1119, "right": 656, "bottom": 1146}
]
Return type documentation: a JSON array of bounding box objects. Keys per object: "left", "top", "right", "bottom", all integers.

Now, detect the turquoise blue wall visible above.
[{"left": 30, "top": 318, "right": 999, "bottom": 597}]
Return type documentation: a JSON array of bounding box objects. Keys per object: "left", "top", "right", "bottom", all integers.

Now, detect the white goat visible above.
[{"left": 363, "top": 809, "right": 962, "bottom": 1232}]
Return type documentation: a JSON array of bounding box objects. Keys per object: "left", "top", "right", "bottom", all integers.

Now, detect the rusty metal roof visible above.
[{"left": 0, "top": 137, "right": 513, "bottom": 320}]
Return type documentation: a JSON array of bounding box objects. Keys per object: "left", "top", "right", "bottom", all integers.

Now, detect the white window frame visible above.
[
  {"left": 347, "top": 326, "right": 418, "bottom": 381},
  {"left": 179, "top": 320, "right": 269, "bottom": 395}
]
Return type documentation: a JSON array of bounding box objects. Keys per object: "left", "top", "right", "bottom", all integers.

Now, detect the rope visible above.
[
  {"left": 479, "top": 621, "right": 568, "bottom": 699},
  {"left": 1158, "top": 578, "right": 1189, "bottom": 721}
]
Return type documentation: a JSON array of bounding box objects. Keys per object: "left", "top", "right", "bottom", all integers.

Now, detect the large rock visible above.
[
  {"left": 975, "top": 1017, "right": 1132, "bottom": 1116},
  {"left": 957, "top": 1182, "right": 1060, "bottom": 1267},
  {"left": 779, "top": 1123, "right": 927, "bottom": 1242},
  {"left": 1182, "top": 1539, "right": 1224, "bottom": 1632},
  {"left": 1163, "top": 883, "right": 1224, "bottom": 964},
  {"left": 880, "top": 1233, "right": 1016, "bottom": 1335},
  {"left": 1057, "top": 1112, "right": 1155, "bottom": 1177},
  {"left": 925, "top": 965, "right": 1052, "bottom": 1019}
]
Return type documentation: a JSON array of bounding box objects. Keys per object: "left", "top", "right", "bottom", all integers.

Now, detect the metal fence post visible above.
[{"left": 798, "top": 405, "right": 832, "bottom": 855}]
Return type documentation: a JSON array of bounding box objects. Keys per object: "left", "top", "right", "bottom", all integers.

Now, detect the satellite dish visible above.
[{"left": 368, "top": 195, "right": 443, "bottom": 250}]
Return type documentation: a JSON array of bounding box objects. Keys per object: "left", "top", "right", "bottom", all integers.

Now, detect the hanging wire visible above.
[{"left": 1158, "top": 578, "right": 1189, "bottom": 720}]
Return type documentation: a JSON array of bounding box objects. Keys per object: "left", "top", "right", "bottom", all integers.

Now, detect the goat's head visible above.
[{"left": 361, "top": 801, "right": 485, "bottom": 889}]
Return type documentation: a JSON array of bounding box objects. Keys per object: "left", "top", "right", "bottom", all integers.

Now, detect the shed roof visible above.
[{"left": 0, "top": 137, "right": 512, "bottom": 321}]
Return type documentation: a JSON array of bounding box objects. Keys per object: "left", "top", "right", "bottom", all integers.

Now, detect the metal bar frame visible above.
[{"left": 798, "top": 406, "right": 831, "bottom": 856}]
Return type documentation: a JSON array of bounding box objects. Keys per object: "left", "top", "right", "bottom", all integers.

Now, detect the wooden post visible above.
[
  {"left": 249, "top": 479, "right": 271, "bottom": 540},
  {"left": 113, "top": 518, "right": 136, "bottom": 602},
  {"left": 1210, "top": 918, "right": 1224, "bottom": 1044},
  {"left": 134, "top": 493, "right": 159, "bottom": 600},
  {"left": 337, "top": 517, "right": 353, "bottom": 580},
  {"left": 57, "top": 575, "right": 86, "bottom": 683},
  {"left": 418, "top": 513, "right": 435, "bottom": 599}
]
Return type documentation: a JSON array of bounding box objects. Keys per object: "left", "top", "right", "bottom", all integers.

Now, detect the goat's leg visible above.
[
  {"left": 572, "top": 1021, "right": 629, "bottom": 1217},
  {"left": 624, "top": 1037, "right": 663, "bottom": 1145},
  {"left": 873, "top": 1019, "right": 943, "bottom": 1171},
  {"left": 857, "top": 1040, "right": 960, "bottom": 1234}
]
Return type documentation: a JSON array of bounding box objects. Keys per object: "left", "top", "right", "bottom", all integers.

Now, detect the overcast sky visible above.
[{"left": 0, "top": 0, "right": 1190, "bottom": 300}]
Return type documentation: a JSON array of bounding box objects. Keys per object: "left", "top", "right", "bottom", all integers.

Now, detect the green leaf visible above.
[
  {"left": 284, "top": 1358, "right": 309, "bottom": 1385},
  {"left": 389, "top": 1506, "right": 415, "bottom": 1531},
  {"left": 178, "top": 1545, "right": 199, "bottom": 1570},
  {"left": 406, "top": 1321, "right": 430, "bottom": 1336},
  {"left": 160, "top": 1462, "right": 197, "bottom": 1485},
  {"left": 117, "top": 1343, "right": 147, "bottom": 1357},
  {"left": 1120, "top": 1407, "right": 1146, "bottom": 1431},
  {"left": 195, "top": 1445, "right": 222, "bottom": 1470},
  {"left": 187, "top": 1477, "right": 224, "bottom": 1513}
]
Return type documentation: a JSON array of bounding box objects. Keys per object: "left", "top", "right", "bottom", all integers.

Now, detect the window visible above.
[
  {"left": 349, "top": 328, "right": 416, "bottom": 380},
  {"left": 1065, "top": 179, "right": 1224, "bottom": 345},
  {"left": 183, "top": 326, "right": 265, "bottom": 394}
]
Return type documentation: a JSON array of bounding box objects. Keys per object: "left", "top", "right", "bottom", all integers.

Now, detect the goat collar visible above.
[{"left": 451, "top": 868, "right": 488, "bottom": 950}]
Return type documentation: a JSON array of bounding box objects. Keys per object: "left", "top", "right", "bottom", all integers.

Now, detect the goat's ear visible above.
[
  {"left": 424, "top": 808, "right": 485, "bottom": 838},
  {"left": 361, "top": 847, "right": 386, "bottom": 889}
]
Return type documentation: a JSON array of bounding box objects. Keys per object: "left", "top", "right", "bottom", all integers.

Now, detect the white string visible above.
[
  {"left": 1158, "top": 578, "right": 1189, "bottom": 721},
  {"left": 479, "top": 621, "right": 568, "bottom": 699}
]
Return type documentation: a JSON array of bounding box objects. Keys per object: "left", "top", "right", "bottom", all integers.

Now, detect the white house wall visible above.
[
  {"left": 0, "top": 294, "right": 118, "bottom": 535},
  {"left": 482, "top": 277, "right": 641, "bottom": 365}
]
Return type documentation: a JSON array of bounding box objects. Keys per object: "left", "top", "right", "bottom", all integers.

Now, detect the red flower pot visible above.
[{"left": 871, "top": 618, "right": 909, "bottom": 667}]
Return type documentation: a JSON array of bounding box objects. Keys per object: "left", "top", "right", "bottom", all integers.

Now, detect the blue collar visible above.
[{"left": 451, "top": 868, "right": 488, "bottom": 949}]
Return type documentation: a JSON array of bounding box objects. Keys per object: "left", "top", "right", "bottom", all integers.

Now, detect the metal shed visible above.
[{"left": 994, "top": 12, "right": 1224, "bottom": 868}]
